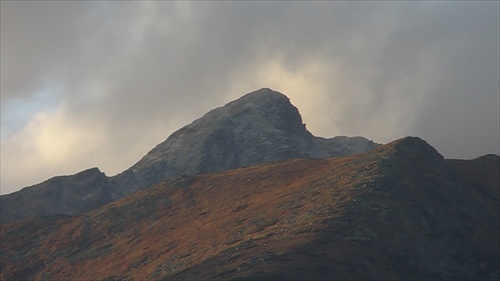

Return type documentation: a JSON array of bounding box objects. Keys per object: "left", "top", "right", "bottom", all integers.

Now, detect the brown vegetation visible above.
[{"left": 1, "top": 137, "right": 498, "bottom": 280}]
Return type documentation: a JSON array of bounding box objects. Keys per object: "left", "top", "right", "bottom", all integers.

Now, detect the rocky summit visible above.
[
  {"left": 1, "top": 137, "right": 498, "bottom": 280},
  {"left": 0, "top": 88, "right": 379, "bottom": 224},
  {"left": 128, "top": 88, "right": 378, "bottom": 186}
]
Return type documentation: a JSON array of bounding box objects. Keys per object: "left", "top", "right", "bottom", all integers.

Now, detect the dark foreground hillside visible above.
[{"left": 1, "top": 137, "right": 498, "bottom": 280}]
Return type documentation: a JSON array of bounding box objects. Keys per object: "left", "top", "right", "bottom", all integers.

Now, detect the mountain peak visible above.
[
  {"left": 226, "top": 88, "right": 289, "bottom": 108},
  {"left": 233, "top": 87, "right": 284, "bottom": 99},
  {"left": 129, "top": 88, "right": 378, "bottom": 183},
  {"left": 373, "top": 136, "right": 443, "bottom": 161},
  {"left": 1, "top": 88, "right": 379, "bottom": 224},
  {"left": 367, "top": 136, "right": 449, "bottom": 181},
  {"left": 129, "top": 88, "right": 311, "bottom": 175},
  {"left": 222, "top": 88, "right": 307, "bottom": 137}
]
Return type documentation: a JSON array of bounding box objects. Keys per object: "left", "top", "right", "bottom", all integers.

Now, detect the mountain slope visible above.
[
  {"left": 1, "top": 137, "right": 497, "bottom": 280},
  {"left": 0, "top": 168, "right": 110, "bottom": 224},
  {"left": 0, "top": 88, "right": 378, "bottom": 224}
]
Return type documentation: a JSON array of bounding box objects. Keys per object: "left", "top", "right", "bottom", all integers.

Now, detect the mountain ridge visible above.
[
  {"left": 1, "top": 88, "right": 379, "bottom": 224},
  {"left": 1, "top": 136, "right": 497, "bottom": 280}
]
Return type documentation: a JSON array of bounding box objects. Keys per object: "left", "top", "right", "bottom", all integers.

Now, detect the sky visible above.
[{"left": 1, "top": 1, "right": 499, "bottom": 195}]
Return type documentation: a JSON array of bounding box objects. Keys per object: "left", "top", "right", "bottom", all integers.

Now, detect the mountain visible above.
[
  {"left": 0, "top": 88, "right": 379, "bottom": 224},
  {"left": 1, "top": 137, "right": 498, "bottom": 280},
  {"left": 128, "top": 88, "right": 377, "bottom": 184}
]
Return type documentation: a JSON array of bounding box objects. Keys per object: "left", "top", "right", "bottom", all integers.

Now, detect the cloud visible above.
[
  {"left": 1, "top": 1, "right": 498, "bottom": 194},
  {"left": 1, "top": 106, "right": 106, "bottom": 194}
]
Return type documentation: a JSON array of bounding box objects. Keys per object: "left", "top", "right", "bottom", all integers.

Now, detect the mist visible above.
[{"left": 1, "top": 1, "right": 498, "bottom": 194}]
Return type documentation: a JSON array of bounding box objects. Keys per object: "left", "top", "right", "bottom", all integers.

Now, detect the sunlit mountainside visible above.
[
  {"left": 1, "top": 137, "right": 498, "bottom": 280},
  {"left": 0, "top": 89, "right": 498, "bottom": 280}
]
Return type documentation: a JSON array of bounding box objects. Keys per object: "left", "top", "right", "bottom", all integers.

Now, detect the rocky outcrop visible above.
[{"left": 0, "top": 88, "right": 379, "bottom": 224}]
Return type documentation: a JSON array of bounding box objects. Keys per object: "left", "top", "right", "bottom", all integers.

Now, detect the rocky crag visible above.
[
  {"left": 0, "top": 88, "right": 379, "bottom": 224},
  {"left": 1, "top": 137, "right": 498, "bottom": 280}
]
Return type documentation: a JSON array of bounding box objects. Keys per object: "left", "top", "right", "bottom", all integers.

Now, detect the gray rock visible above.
[{"left": 127, "top": 88, "right": 378, "bottom": 187}]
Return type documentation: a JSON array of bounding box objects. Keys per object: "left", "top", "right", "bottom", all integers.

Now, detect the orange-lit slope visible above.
[{"left": 1, "top": 137, "right": 498, "bottom": 280}]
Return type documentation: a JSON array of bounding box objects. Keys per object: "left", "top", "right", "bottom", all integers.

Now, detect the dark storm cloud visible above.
[{"left": 1, "top": 1, "right": 498, "bottom": 194}]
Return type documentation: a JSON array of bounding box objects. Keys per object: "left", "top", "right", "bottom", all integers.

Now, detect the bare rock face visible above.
[
  {"left": 127, "top": 88, "right": 378, "bottom": 186},
  {"left": 0, "top": 88, "right": 379, "bottom": 224}
]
